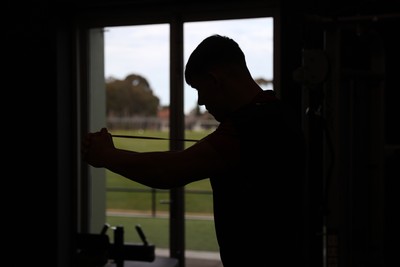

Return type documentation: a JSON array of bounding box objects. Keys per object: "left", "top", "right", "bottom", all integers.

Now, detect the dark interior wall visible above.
[
  {"left": 6, "top": 1, "right": 398, "bottom": 266},
  {"left": 7, "top": 2, "right": 61, "bottom": 265},
  {"left": 380, "top": 19, "right": 400, "bottom": 265}
]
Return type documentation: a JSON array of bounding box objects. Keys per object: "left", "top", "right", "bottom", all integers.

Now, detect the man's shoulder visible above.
[{"left": 252, "top": 89, "right": 278, "bottom": 104}]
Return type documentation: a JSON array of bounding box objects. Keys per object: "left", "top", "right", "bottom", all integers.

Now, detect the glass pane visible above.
[
  {"left": 184, "top": 17, "right": 274, "bottom": 115},
  {"left": 183, "top": 17, "right": 274, "bottom": 260},
  {"left": 104, "top": 24, "right": 171, "bottom": 255}
]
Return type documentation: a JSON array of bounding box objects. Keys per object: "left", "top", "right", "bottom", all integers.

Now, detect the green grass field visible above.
[{"left": 106, "top": 129, "right": 219, "bottom": 251}]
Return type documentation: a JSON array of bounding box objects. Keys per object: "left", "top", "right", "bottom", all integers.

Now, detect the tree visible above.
[{"left": 106, "top": 74, "right": 160, "bottom": 117}]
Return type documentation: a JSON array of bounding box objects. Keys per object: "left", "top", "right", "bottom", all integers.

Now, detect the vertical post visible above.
[
  {"left": 169, "top": 16, "right": 185, "bottom": 267},
  {"left": 114, "top": 226, "right": 124, "bottom": 267},
  {"left": 323, "top": 25, "right": 342, "bottom": 267},
  {"left": 152, "top": 188, "right": 156, "bottom": 217}
]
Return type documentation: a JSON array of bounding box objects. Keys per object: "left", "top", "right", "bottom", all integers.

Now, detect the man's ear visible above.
[{"left": 207, "top": 71, "right": 220, "bottom": 87}]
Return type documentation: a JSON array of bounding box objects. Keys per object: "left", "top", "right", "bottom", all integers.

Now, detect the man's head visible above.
[
  {"left": 184, "top": 34, "right": 247, "bottom": 87},
  {"left": 184, "top": 34, "right": 259, "bottom": 122}
]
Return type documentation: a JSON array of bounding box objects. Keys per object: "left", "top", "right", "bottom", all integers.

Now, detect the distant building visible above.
[{"left": 107, "top": 105, "right": 218, "bottom": 131}]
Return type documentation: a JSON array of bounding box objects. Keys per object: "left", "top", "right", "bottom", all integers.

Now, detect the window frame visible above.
[{"left": 76, "top": 5, "right": 279, "bottom": 265}]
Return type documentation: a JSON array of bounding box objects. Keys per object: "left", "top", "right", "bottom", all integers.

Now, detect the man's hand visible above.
[{"left": 82, "top": 127, "right": 115, "bottom": 168}]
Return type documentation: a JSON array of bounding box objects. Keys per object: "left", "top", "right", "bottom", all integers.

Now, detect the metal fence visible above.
[{"left": 106, "top": 186, "right": 213, "bottom": 217}]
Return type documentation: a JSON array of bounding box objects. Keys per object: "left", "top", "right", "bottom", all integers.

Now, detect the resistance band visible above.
[{"left": 111, "top": 134, "right": 199, "bottom": 142}]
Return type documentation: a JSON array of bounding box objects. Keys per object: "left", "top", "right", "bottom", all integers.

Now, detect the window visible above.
[
  {"left": 84, "top": 13, "right": 274, "bottom": 265},
  {"left": 104, "top": 23, "right": 172, "bottom": 255}
]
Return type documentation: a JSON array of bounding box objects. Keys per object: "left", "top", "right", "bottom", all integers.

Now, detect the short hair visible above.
[{"left": 184, "top": 34, "right": 247, "bottom": 86}]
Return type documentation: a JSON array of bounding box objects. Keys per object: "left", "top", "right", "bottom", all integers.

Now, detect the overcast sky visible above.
[{"left": 104, "top": 17, "right": 273, "bottom": 114}]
